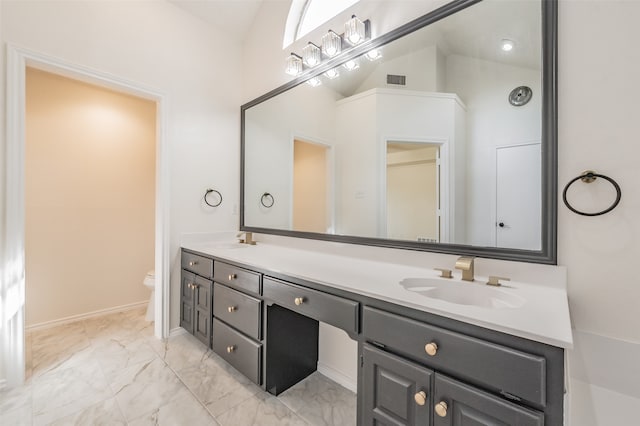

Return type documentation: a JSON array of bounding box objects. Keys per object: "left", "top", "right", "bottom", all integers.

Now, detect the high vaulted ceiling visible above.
[{"left": 168, "top": 0, "right": 265, "bottom": 41}]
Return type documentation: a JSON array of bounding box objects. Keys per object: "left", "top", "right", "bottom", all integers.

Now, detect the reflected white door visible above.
[{"left": 495, "top": 143, "right": 541, "bottom": 250}]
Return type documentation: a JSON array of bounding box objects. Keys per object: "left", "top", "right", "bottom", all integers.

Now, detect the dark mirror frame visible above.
[{"left": 240, "top": 0, "right": 557, "bottom": 265}]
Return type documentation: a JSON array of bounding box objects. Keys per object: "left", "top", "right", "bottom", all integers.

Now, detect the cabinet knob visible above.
[
  {"left": 435, "top": 401, "right": 448, "bottom": 417},
  {"left": 414, "top": 390, "right": 427, "bottom": 406},
  {"left": 226, "top": 345, "right": 235, "bottom": 353},
  {"left": 188, "top": 261, "right": 198, "bottom": 266},
  {"left": 228, "top": 273, "right": 237, "bottom": 281},
  {"left": 227, "top": 306, "right": 237, "bottom": 313},
  {"left": 294, "top": 297, "right": 305, "bottom": 306},
  {"left": 425, "top": 342, "right": 438, "bottom": 356}
]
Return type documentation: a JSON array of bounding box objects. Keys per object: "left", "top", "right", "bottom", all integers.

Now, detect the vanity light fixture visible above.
[
  {"left": 365, "top": 48, "right": 382, "bottom": 61},
  {"left": 284, "top": 16, "right": 370, "bottom": 77},
  {"left": 321, "top": 30, "right": 342, "bottom": 57},
  {"left": 324, "top": 68, "right": 340, "bottom": 79},
  {"left": 501, "top": 39, "right": 515, "bottom": 52},
  {"left": 345, "top": 15, "right": 366, "bottom": 45},
  {"left": 343, "top": 59, "right": 360, "bottom": 71},
  {"left": 307, "top": 77, "right": 322, "bottom": 87},
  {"left": 285, "top": 53, "right": 303, "bottom": 76},
  {"left": 302, "top": 42, "right": 322, "bottom": 67}
]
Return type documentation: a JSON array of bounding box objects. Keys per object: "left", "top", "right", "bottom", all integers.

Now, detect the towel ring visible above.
[
  {"left": 204, "top": 189, "right": 222, "bottom": 207},
  {"left": 261, "top": 192, "right": 274, "bottom": 208},
  {"left": 562, "top": 170, "right": 621, "bottom": 216}
]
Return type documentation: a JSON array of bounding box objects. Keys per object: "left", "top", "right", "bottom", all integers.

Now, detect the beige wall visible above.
[
  {"left": 25, "top": 68, "right": 155, "bottom": 326},
  {"left": 293, "top": 140, "right": 328, "bottom": 233}
]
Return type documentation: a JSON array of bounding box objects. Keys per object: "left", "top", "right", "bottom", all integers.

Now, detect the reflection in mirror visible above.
[{"left": 243, "top": 0, "right": 552, "bottom": 256}]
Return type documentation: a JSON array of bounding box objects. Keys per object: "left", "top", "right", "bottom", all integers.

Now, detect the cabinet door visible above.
[
  {"left": 433, "top": 374, "right": 544, "bottom": 426},
  {"left": 194, "top": 277, "right": 212, "bottom": 346},
  {"left": 180, "top": 270, "right": 195, "bottom": 334},
  {"left": 362, "top": 344, "right": 432, "bottom": 426}
]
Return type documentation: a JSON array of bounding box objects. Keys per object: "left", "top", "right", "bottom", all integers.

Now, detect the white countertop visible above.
[{"left": 181, "top": 234, "right": 573, "bottom": 349}]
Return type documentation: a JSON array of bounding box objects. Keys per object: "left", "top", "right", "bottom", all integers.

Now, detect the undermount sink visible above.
[{"left": 399, "top": 277, "right": 525, "bottom": 309}]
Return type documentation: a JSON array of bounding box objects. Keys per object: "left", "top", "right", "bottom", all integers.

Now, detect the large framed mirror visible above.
[{"left": 241, "top": 0, "right": 557, "bottom": 264}]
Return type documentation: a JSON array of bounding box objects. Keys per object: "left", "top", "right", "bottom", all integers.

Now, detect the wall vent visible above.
[{"left": 386, "top": 74, "right": 406, "bottom": 86}]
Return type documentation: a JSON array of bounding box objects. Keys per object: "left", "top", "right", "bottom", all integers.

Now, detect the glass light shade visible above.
[
  {"left": 285, "top": 53, "right": 303, "bottom": 76},
  {"left": 343, "top": 59, "right": 359, "bottom": 71},
  {"left": 322, "top": 30, "right": 342, "bottom": 57},
  {"left": 365, "top": 49, "right": 382, "bottom": 61},
  {"left": 307, "top": 77, "right": 322, "bottom": 87},
  {"left": 324, "top": 68, "right": 340, "bottom": 79},
  {"left": 345, "top": 15, "right": 365, "bottom": 45},
  {"left": 302, "top": 42, "right": 322, "bottom": 67}
]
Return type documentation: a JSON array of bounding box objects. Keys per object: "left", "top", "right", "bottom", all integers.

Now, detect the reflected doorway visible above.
[
  {"left": 386, "top": 142, "right": 441, "bottom": 242},
  {"left": 292, "top": 138, "right": 333, "bottom": 233}
]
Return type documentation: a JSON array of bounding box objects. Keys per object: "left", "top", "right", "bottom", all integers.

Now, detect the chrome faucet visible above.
[
  {"left": 237, "top": 231, "right": 256, "bottom": 245},
  {"left": 455, "top": 256, "right": 474, "bottom": 281}
]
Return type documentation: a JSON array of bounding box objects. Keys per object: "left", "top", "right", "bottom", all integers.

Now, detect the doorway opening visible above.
[
  {"left": 385, "top": 141, "right": 442, "bottom": 242},
  {"left": 292, "top": 138, "right": 334, "bottom": 233},
  {"left": 3, "top": 45, "right": 169, "bottom": 387}
]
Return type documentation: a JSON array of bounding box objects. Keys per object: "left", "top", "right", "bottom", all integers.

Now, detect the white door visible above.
[{"left": 495, "top": 143, "right": 541, "bottom": 250}]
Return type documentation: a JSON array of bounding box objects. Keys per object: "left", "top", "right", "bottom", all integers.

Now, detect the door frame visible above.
[
  {"left": 379, "top": 136, "right": 450, "bottom": 242},
  {"left": 3, "top": 44, "right": 170, "bottom": 387},
  {"left": 288, "top": 133, "right": 335, "bottom": 233}
]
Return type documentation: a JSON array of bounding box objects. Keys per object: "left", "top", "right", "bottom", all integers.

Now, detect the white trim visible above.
[
  {"left": 169, "top": 327, "right": 188, "bottom": 338},
  {"left": 3, "top": 44, "right": 171, "bottom": 386},
  {"left": 25, "top": 301, "right": 148, "bottom": 332},
  {"left": 379, "top": 136, "right": 450, "bottom": 241},
  {"left": 317, "top": 361, "right": 357, "bottom": 393}
]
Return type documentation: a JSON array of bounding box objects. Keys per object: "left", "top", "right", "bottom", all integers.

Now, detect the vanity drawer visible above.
[
  {"left": 263, "top": 277, "right": 359, "bottom": 335},
  {"left": 213, "top": 283, "right": 262, "bottom": 340},
  {"left": 181, "top": 251, "right": 213, "bottom": 278},
  {"left": 214, "top": 261, "right": 261, "bottom": 296},
  {"left": 212, "top": 319, "right": 262, "bottom": 385},
  {"left": 363, "top": 307, "right": 546, "bottom": 407}
]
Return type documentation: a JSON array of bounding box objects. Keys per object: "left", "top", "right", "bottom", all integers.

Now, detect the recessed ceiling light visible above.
[{"left": 501, "top": 39, "right": 515, "bottom": 52}]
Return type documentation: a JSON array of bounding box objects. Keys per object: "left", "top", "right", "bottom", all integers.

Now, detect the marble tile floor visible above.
[{"left": 0, "top": 307, "right": 357, "bottom": 426}]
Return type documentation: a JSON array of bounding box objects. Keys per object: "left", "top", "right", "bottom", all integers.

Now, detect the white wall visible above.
[
  {"left": 0, "top": 0, "right": 243, "bottom": 344},
  {"left": 242, "top": 0, "right": 640, "bottom": 419},
  {"left": 444, "top": 54, "right": 541, "bottom": 246}
]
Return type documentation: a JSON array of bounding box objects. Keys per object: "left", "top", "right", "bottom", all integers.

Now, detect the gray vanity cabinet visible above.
[
  {"left": 362, "top": 344, "right": 432, "bottom": 425},
  {"left": 432, "top": 374, "right": 544, "bottom": 426},
  {"left": 180, "top": 251, "right": 214, "bottom": 346}
]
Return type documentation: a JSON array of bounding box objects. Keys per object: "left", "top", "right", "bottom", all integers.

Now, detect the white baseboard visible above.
[
  {"left": 169, "top": 327, "right": 187, "bottom": 338},
  {"left": 26, "top": 301, "right": 148, "bottom": 331},
  {"left": 317, "top": 361, "right": 357, "bottom": 393}
]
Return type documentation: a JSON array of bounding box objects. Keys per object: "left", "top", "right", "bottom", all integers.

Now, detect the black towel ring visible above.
[
  {"left": 204, "top": 188, "right": 222, "bottom": 207},
  {"left": 562, "top": 170, "right": 621, "bottom": 216},
  {"left": 261, "top": 192, "right": 274, "bottom": 208}
]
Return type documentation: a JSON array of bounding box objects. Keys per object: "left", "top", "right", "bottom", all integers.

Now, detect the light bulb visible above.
[
  {"left": 501, "top": 39, "right": 514, "bottom": 52},
  {"left": 324, "top": 68, "right": 340, "bottom": 79},
  {"left": 302, "top": 42, "right": 321, "bottom": 67},
  {"left": 307, "top": 77, "right": 322, "bottom": 87},
  {"left": 343, "top": 59, "right": 359, "bottom": 71},
  {"left": 365, "top": 49, "right": 382, "bottom": 61}
]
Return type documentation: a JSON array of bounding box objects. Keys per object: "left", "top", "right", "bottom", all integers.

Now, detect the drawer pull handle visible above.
[
  {"left": 435, "top": 401, "right": 448, "bottom": 417},
  {"left": 227, "top": 306, "right": 237, "bottom": 313},
  {"left": 425, "top": 342, "right": 438, "bottom": 356},
  {"left": 228, "top": 274, "right": 237, "bottom": 281},
  {"left": 294, "top": 297, "right": 305, "bottom": 306},
  {"left": 188, "top": 261, "right": 198, "bottom": 266},
  {"left": 226, "top": 345, "right": 235, "bottom": 353},
  {"left": 414, "top": 391, "right": 427, "bottom": 406}
]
